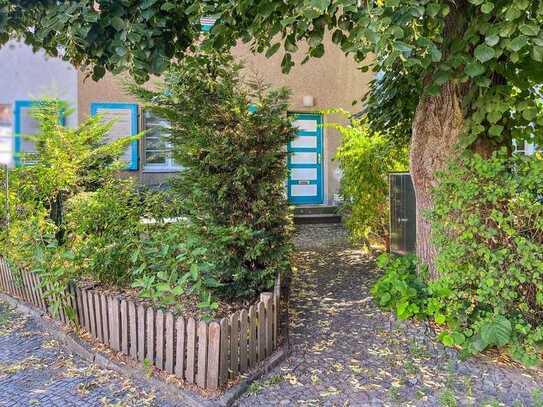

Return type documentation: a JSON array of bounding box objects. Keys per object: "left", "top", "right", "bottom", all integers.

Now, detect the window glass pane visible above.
[
  {"left": 145, "top": 151, "right": 167, "bottom": 164},
  {"left": 0, "top": 104, "right": 12, "bottom": 166}
]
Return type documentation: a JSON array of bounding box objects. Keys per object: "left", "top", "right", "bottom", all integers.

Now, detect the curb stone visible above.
[{"left": 0, "top": 292, "right": 290, "bottom": 407}]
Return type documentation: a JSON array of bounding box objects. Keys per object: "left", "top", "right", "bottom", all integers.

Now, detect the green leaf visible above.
[
  {"left": 489, "top": 125, "right": 504, "bottom": 137},
  {"left": 308, "top": 0, "right": 331, "bottom": 11},
  {"left": 265, "top": 43, "right": 281, "bottom": 58},
  {"left": 509, "top": 35, "right": 528, "bottom": 52},
  {"left": 485, "top": 35, "right": 500, "bottom": 47},
  {"left": 533, "top": 46, "right": 543, "bottom": 62},
  {"left": 465, "top": 61, "right": 485, "bottom": 77},
  {"left": 480, "top": 316, "right": 512, "bottom": 347},
  {"left": 519, "top": 24, "right": 540, "bottom": 37},
  {"left": 430, "top": 46, "right": 442, "bottom": 62},
  {"left": 435, "top": 314, "right": 446, "bottom": 324},
  {"left": 474, "top": 44, "right": 496, "bottom": 63},
  {"left": 111, "top": 17, "right": 125, "bottom": 31},
  {"left": 481, "top": 2, "right": 494, "bottom": 13}
]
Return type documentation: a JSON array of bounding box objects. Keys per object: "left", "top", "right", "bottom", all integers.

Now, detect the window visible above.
[
  {"left": 0, "top": 104, "right": 12, "bottom": 167},
  {"left": 143, "top": 111, "right": 180, "bottom": 172},
  {"left": 514, "top": 139, "right": 540, "bottom": 156}
]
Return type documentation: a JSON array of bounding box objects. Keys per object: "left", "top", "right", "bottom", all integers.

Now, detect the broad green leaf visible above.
[
  {"left": 474, "top": 44, "right": 496, "bottom": 63},
  {"left": 480, "top": 316, "right": 512, "bottom": 347},
  {"left": 111, "top": 17, "right": 125, "bottom": 31},
  {"left": 489, "top": 125, "right": 504, "bottom": 137},
  {"left": 485, "top": 35, "right": 500, "bottom": 47},
  {"left": 481, "top": 2, "right": 494, "bottom": 13},
  {"left": 509, "top": 35, "right": 528, "bottom": 52},
  {"left": 265, "top": 43, "right": 281, "bottom": 58},
  {"left": 519, "top": 24, "right": 540, "bottom": 36},
  {"left": 465, "top": 61, "right": 485, "bottom": 77}
]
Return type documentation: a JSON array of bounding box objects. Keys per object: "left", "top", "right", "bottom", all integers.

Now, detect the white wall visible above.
[{"left": 0, "top": 40, "right": 78, "bottom": 166}]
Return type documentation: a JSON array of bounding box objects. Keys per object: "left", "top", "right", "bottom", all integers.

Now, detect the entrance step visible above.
[{"left": 293, "top": 206, "right": 341, "bottom": 224}]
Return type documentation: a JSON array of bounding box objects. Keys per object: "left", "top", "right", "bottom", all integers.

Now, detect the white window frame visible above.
[{"left": 142, "top": 111, "right": 181, "bottom": 172}]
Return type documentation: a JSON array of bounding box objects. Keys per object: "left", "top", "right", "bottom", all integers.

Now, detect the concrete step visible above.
[
  {"left": 293, "top": 205, "right": 339, "bottom": 216},
  {"left": 294, "top": 213, "right": 342, "bottom": 225}
]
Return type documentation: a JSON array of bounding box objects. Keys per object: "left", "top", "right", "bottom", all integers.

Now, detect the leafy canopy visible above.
[
  {"left": 3, "top": 1, "right": 542, "bottom": 148},
  {"left": 210, "top": 0, "right": 543, "bottom": 148},
  {"left": 0, "top": 0, "right": 205, "bottom": 81}
]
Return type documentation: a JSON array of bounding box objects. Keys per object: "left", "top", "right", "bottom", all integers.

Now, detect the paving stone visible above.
[
  {"left": 236, "top": 224, "right": 543, "bottom": 407},
  {"left": 0, "top": 302, "right": 175, "bottom": 407}
]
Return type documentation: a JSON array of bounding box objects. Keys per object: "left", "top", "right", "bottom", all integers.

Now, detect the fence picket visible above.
[
  {"left": 175, "top": 317, "right": 185, "bottom": 380},
  {"left": 155, "top": 309, "right": 165, "bottom": 369},
  {"left": 94, "top": 292, "right": 103, "bottom": 341},
  {"left": 129, "top": 301, "right": 138, "bottom": 359},
  {"left": 229, "top": 311, "right": 240, "bottom": 378},
  {"left": 109, "top": 296, "right": 121, "bottom": 351},
  {"left": 137, "top": 304, "right": 145, "bottom": 361},
  {"left": 146, "top": 307, "right": 155, "bottom": 363},
  {"left": 257, "top": 301, "right": 266, "bottom": 362},
  {"left": 81, "top": 289, "right": 91, "bottom": 331},
  {"left": 207, "top": 321, "right": 221, "bottom": 390},
  {"left": 219, "top": 317, "right": 229, "bottom": 387},
  {"left": 165, "top": 312, "right": 175, "bottom": 374},
  {"left": 185, "top": 318, "right": 196, "bottom": 384},
  {"left": 120, "top": 299, "right": 129, "bottom": 354},
  {"left": 196, "top": 321, "right": 208, "bottom": 388},
  {"left": 261, "top": 293, "right": 273, "bottom": 357},
  {"left": 87, "top": 291, "right": 97, "bottom": 338},
  {"left": 248, "top": 305, "right": 257, "bottom": 368},
  {"left": 239, "top": 309, "right": 248, "bottom": 373},
  {"left": 100, "top": 293, "right": 110, "bottom": 345}
]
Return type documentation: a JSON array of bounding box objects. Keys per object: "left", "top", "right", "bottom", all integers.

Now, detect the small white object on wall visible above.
[{"left": 302, "top": 95, "right": 315, "bottom": 107}]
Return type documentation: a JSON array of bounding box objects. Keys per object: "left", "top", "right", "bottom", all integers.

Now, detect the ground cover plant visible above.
[{"left": 372, "top": 150, "right": 543, "bottom": 365}]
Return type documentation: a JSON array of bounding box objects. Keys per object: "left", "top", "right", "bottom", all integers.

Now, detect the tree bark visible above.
[{"left": 409, "top": 82, "right": 465, "bottom": 278}]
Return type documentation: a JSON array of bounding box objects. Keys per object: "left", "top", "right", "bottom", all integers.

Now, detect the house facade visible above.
[{"left": 77, "top": 39, "right": 374, "bottom": 206}]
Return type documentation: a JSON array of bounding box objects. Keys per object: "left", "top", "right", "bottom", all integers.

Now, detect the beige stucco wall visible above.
[{"left": 78, "top": 39, "right": 372, "bottom": 204}]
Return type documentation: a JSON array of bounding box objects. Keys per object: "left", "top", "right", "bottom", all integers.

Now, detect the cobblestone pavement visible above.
[
  {"left": 237, "top": 224, "right": 543, "bottom": 407},
  {"left": 0, "top": 302, "right": 176, "bottom": 407}
]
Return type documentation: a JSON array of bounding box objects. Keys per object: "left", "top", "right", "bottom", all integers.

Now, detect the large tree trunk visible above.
[{"left": 409, "top": 82, "right": 465, "bottom": 278}]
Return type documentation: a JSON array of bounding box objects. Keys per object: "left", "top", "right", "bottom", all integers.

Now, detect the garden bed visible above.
[{"left": 0, "top": 257, "right": 284, "bottom": 392}]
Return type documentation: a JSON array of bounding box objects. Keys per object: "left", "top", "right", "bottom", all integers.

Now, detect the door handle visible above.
[{"left": 317, "top": 153, "right": 321, "bottom": 164}]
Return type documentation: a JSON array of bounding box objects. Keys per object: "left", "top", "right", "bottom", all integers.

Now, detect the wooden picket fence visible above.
[{"left": 0, "top": 257, "right": 282, "bottom": 390}]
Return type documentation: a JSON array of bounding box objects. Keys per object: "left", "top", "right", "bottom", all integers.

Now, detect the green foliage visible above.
[
  {"left": 332, "top": 114, "right": 408, "bottom": 248},
  {"left": 0, "top": 1, "right": 206, "bottom": 82},
  {"left": 4, "top": 1, "right": 543, "bottom": 152},
  {"left": 64, "top": 180, "right": 144, "bottom": 286},
  {"left": 374, "top": 151, "right": 543, "bottom": 366},
  {"left": 429, "top": 150, "right": 543, "bottom": 365},
  {"left": 209, "top": 0, "right": 543, "bottom": 149},
  {"left": 371, "top": 254, "right": 427, "bottom": 320},
  {"left": 361, "top": 68, "right": 420, "bottom": 146},
  {"left": 129, "top": 46, "right": 295, "bottom": 300},
  {"left": 0, "top": 102, "right": 133, "bottom": 319}
]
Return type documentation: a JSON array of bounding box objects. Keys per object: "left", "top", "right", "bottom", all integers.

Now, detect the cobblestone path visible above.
[
  {"left": 0, "top": 302, "right": 175, "bottom": 407},
  {"left": 237, "top": 224, "right": 543, "bottom": 407}
]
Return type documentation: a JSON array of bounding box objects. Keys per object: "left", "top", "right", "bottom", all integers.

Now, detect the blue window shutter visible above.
[
  {"left": 90, "top": 102, "right": 139, "bottom": 171},
  {"left": 14, "top": 100, "right": 65, "bottom": 167}
]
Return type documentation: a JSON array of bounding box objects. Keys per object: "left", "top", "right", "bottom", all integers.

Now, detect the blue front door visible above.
[{"left": 287, "top": 113, "right": 323, "bottom": 205}]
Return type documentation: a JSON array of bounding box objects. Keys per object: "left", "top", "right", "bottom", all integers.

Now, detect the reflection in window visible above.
[
  {"left": 0, "top": 104, "right": 12, "bottom": 166},
  {"left": 143, "top": 111, "right": 180, "bottom": 171}
]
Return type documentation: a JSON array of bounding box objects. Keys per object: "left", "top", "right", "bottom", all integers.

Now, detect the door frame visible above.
[{"left": 287, "top": 112, "right": 324, "bottom": 205}]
